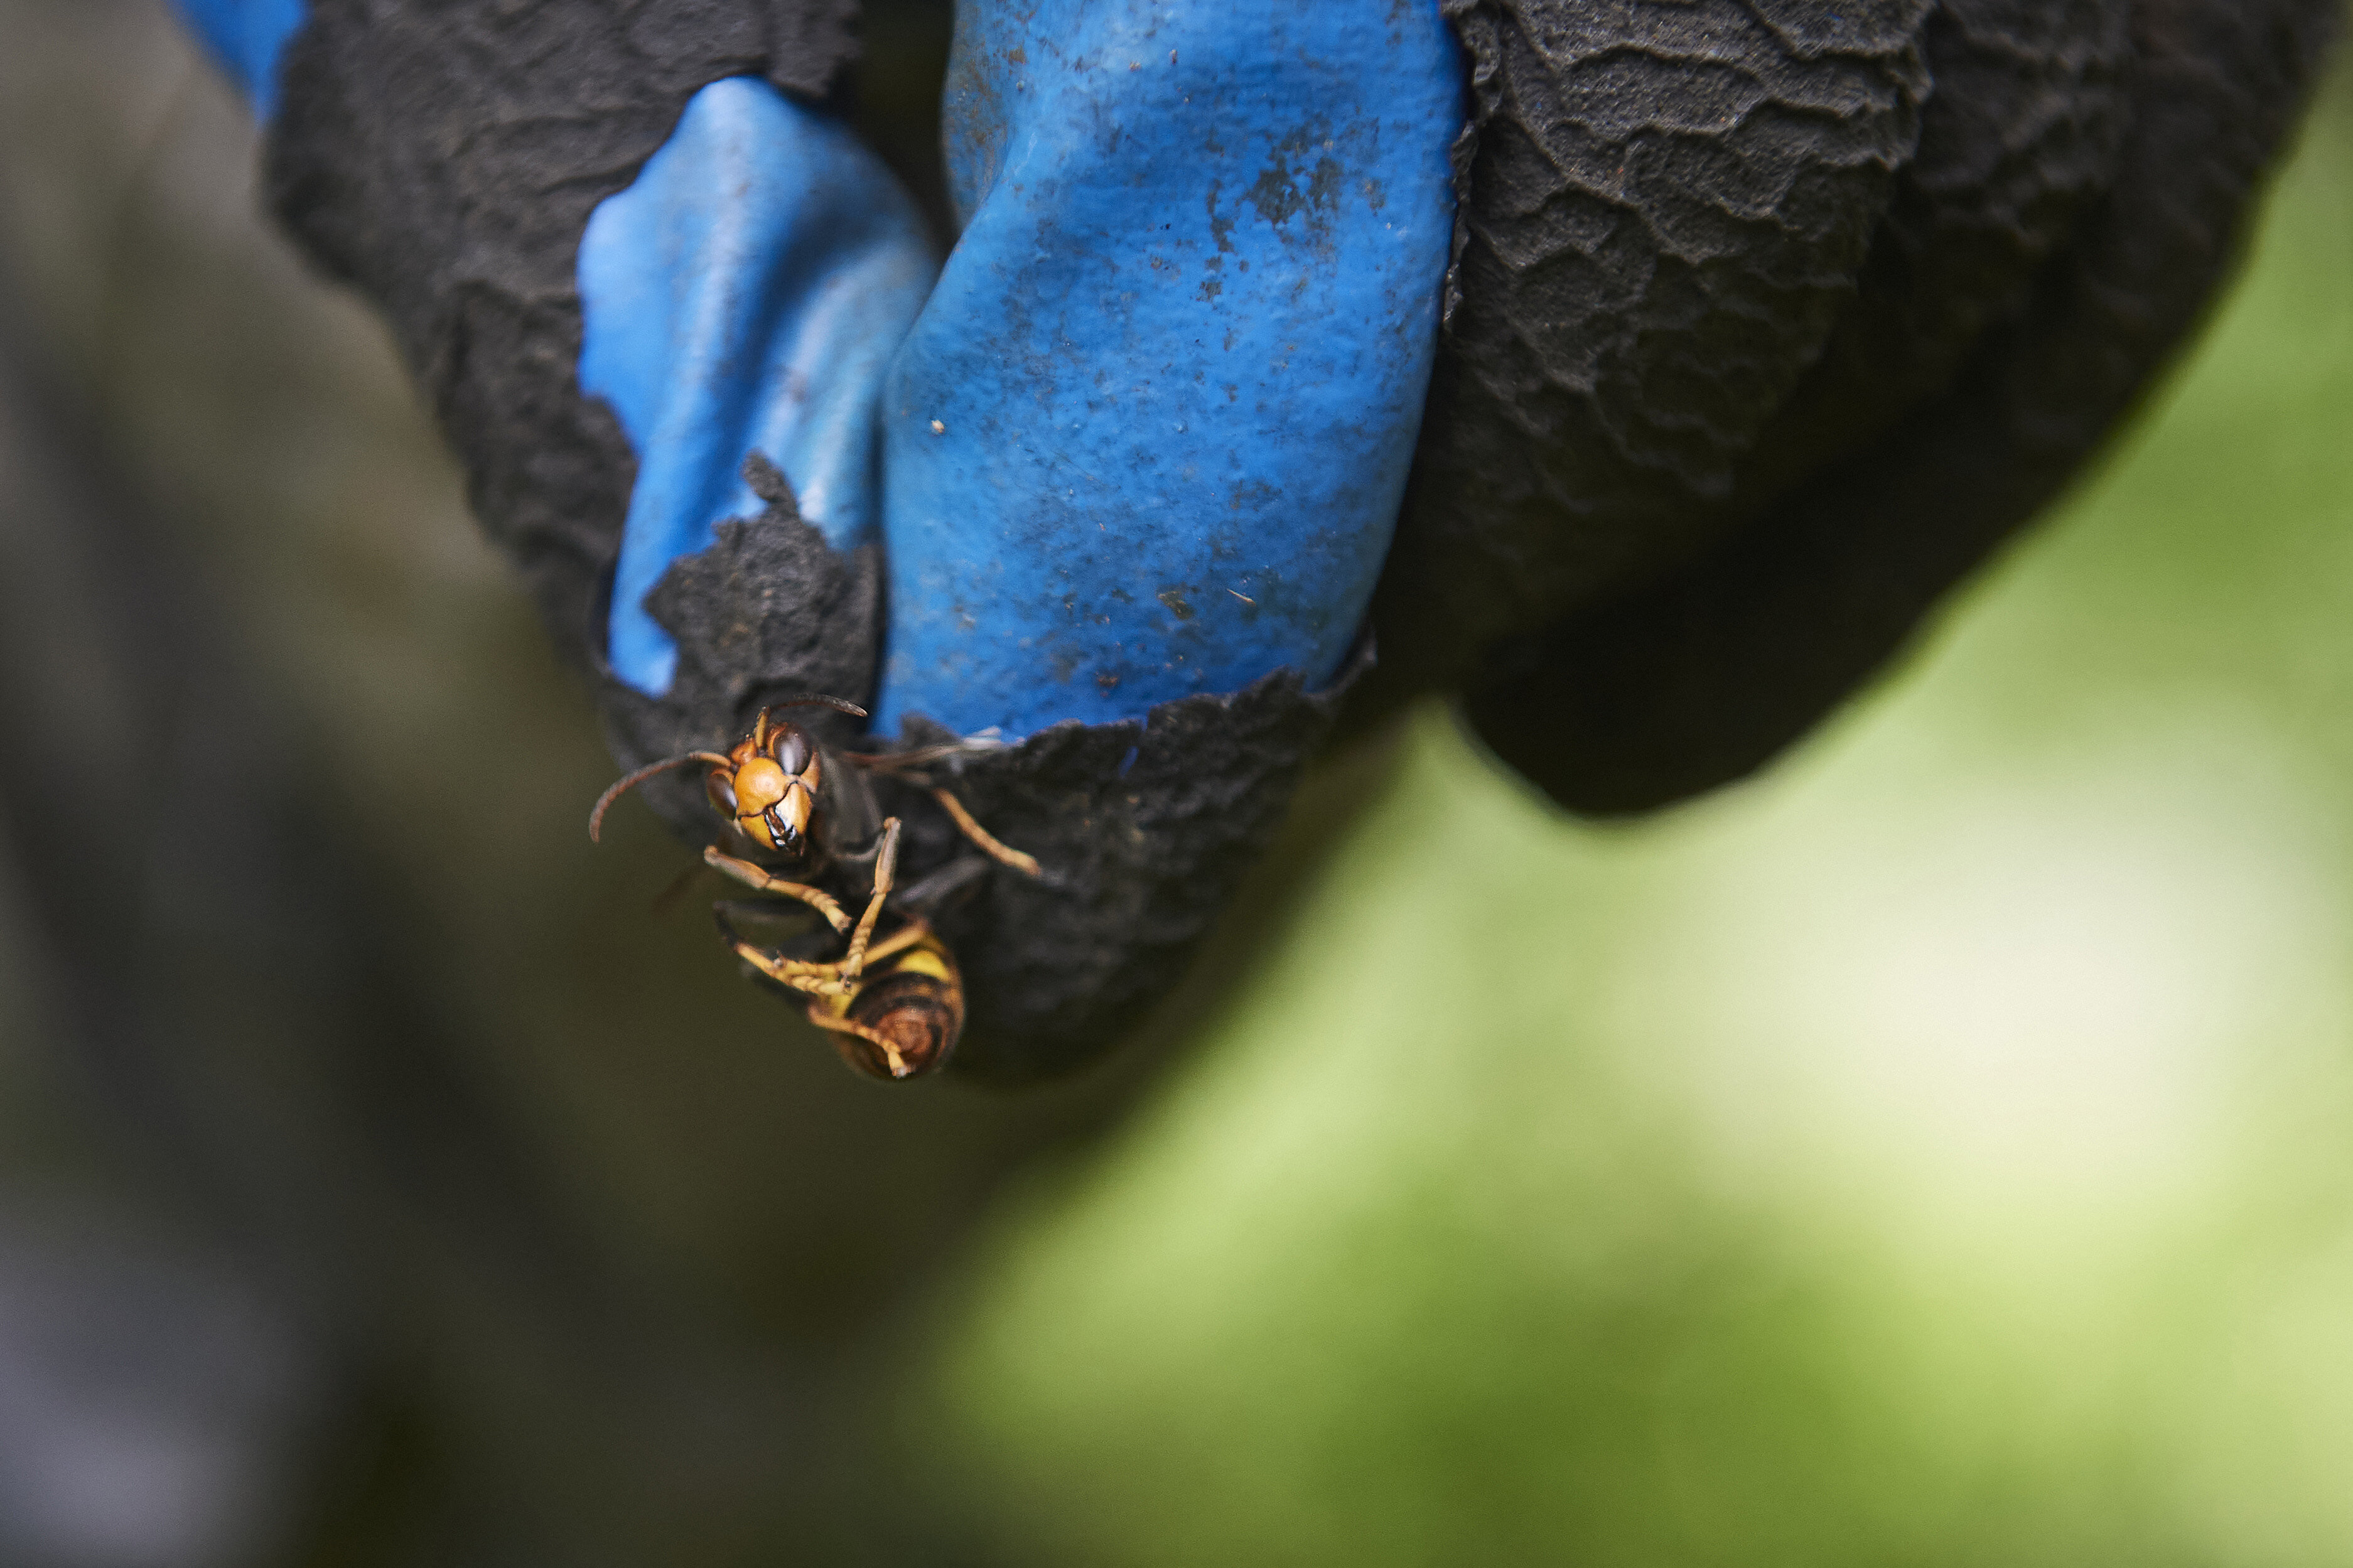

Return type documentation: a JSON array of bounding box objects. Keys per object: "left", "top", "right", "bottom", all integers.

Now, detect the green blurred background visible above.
[
  {"left": 0, "top": 3, "right": 2349, "bottom": 1562},
  {"left": 915, "top": 49, "right": 2353, "bottom": 1568}
]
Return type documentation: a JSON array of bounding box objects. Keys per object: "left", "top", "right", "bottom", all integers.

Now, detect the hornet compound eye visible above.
[{"left": 187, "top": 0, "right": 2339, "bottom": 1076}]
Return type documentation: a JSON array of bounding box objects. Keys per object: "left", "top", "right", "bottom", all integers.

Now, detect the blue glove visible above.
[
  {"left": 172, "top": 0, "right": 304, "bottom": 116},
  {"left": 167, "top": 0, "right": 2341, "bottom": 1071},
  {"left": 183, "top": 0, "right": 1461, "bottom": 742},
  {"left": 586, "top": 3, "right": 1458, "bottom": 739},
  {"left": 166, "top": 0, "right": 1468, "bottom": 1073},
  {"left": 578, "top": 1, "right": 1461, "bottom": 736},
  {"left": 577, "top": 77, "right": 937, "bottom": 699},
  {"left": 870, "top": 0, "right": 1460, "bottom": 737}
]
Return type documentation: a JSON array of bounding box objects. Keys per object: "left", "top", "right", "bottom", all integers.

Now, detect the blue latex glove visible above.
[
  {"left": 172, "top": 0, "right": 305, "bottom": 117},
  {"left": 172, "top": 0, "right": 1462, "bottom": 740},
  {"left": 581, "top": 1, "right": 1460, "bottom": 737},
  {"left": 159, "top": 0, "right": 2347, "bottom": 1073},
  {"left": 872, "top": 1, "right": 1461, "bottom": 736},
  {"left": 577, "top": 79, "right": 937, "bottom": 697},
  {"left": 166, "top": 0, "right": 2344, "bottom": 805}
]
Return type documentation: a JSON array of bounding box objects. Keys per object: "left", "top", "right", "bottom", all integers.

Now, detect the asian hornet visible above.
[{"left": 590, "top": 695, "right": 1037, "bottom": 1080}]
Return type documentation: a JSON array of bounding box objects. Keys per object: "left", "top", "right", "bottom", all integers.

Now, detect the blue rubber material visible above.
[
  {"left": 578, "top": 78, "right": 939, "bottom": 696},
  {"left": 169, "top": 0, "right": 306, "bottom": 118},
  {"left": 171, "top": 0, "right": 1466, "bottom": 734},
  {"left": 872, "top": 0, "right": 1463, "bottom": 738}
]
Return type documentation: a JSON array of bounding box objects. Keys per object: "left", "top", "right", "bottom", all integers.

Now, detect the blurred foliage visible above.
[{"left": 917, "top": 45, "right": 2353, "bottom": 1568}]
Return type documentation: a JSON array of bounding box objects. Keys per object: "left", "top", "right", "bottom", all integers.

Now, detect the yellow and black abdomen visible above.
[{"left": 819, "top": 926, "right": 964, "bottom": 1081}]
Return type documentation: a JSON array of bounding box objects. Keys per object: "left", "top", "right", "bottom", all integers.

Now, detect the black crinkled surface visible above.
[
  {"left": 1370, "top": 0, "right": 2335, "bottom": 812},
  {"left": 599, "top": 455, "right": 881, "bottom": 833},
  {"left": 590, "top": 461, "right": 1350, "bottom": 1078},
  {"left": 1721, "top": 0, "right": 2136, "bottom": 519},
  {"left": 1369, "top": 0, "right": 1936, "bottom": 701},
  {"left": 259, "top": 0, "right": 1357, "bottom": 1075},
  {"left": 595, "top": 464, "right": 1352, "bottom": 1080},
  {"left": 606, "top": 482, "right": 1355, "bottom": 1073},
  {"left": 256, "top": 0, "right": 2339, "bottom": 1075},
  {"left": 899, "top": 655, "right": 1361, "bottom": 1082},
  {"left": 266, "top": 0, "right": 859, "bottom": 663},
  {"left": 1460, "top": 0, "right": 2340, "bottom": 813}
]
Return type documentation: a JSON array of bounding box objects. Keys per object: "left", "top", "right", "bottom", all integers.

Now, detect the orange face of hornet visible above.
[
  {"left": 587, "top": 692, "right": 1042, "bottom": 1084},
  {"left": 704, "top": 709, "right": 823, "bottom": 857}
]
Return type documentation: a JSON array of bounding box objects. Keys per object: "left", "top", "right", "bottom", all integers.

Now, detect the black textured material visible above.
[
  {"left": 595, "top": 462, "right": 1350, "bottom": 1077},
  {"left": 600, "top": 455, "right": 881, "bottom": 831},
  {"left": 253, "top": 0, "right": 2337, "bottom": 1073},
  {"left": 1374, "top": 0, "right": 2334, "bottom": 810},
  {"left": 258, "top": 0, "right": 1357, "bottom": 1074},
  {"left": 897, "top": 655, "right": 1362, "bottom": 1083},
  {"left": 1370, "top": 0, "right": 1936, "bottom": 701},
  {"left": 1725, "top": 0, "right": 2136, "bottom": 516},
  {"left": 266, "top": 0, "right": 861, "bottom": 663},
  {"left": 1464, "top": 0, "right": 2340, "bottom": 812}
]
